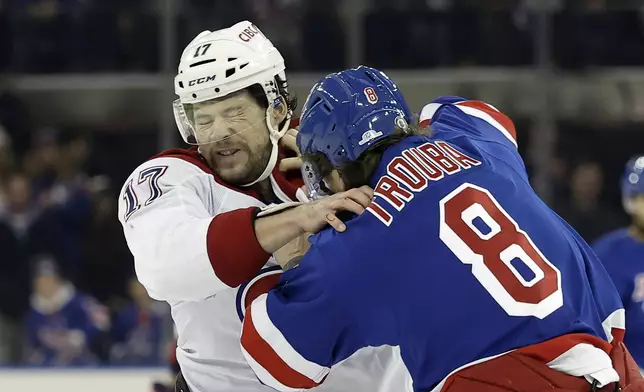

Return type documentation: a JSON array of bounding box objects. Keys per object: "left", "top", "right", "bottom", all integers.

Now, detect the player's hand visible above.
[
  {"left": 294, "top": 186, "right": 374, "bottom": 233},
  {"left": 279, "top": 128, "right": 303, "bottom": 172}
]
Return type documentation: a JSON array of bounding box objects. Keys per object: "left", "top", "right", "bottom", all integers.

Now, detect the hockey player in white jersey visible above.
[{"left": 118, "top": 21, "right": 404, "bottom": 392}]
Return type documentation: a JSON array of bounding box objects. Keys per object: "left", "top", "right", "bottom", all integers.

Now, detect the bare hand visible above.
[
  {"left": 279, "top": 128, "right": 303, "bottom": 172},
  {"left": 294, "top": 186, "right": 374, "bottom": 233}
]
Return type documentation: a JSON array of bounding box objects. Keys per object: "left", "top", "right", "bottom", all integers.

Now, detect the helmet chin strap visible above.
[
  {"left": 241, "top": 139, "right": 279, "bottom": 187},
  {"left": 241, "top": 106, "right": 291, "bottom": 187}
]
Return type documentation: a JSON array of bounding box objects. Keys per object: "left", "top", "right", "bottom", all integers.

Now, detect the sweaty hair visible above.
[
  {"left": 305, "top": 121, "right": 430, "bottom": 190},
  {"left": 246, "top": 75, "right": 298, "bottom": 130}
]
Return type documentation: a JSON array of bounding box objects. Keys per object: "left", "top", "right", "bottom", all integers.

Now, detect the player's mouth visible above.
[{"left": 216, "top": 149, "right": 240, "bottom": 157}]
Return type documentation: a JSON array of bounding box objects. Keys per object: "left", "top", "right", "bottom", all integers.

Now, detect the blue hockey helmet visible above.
[
  {"left": 296, "top": 66, "right": 412, "bottom": 199},
  {"left": 622, "top": 156, "right": 644, "bottom": 213}
]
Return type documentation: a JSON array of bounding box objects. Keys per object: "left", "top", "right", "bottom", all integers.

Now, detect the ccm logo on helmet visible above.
[
  {"left": 188, "top": 75, "right": 216, "bottom": 86},
  {"left": 239, "top": 24, "right": 264, "bottom": 42}
]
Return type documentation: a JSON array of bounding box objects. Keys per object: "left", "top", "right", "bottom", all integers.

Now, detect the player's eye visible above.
[
  {"left": 223, "top": 107, "right": 245, "bottom": 118},
  {"left": 195, "top": 116, "right": 213, "bottom": 126}
]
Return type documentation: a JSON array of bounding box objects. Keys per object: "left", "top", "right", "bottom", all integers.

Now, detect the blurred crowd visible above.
[
  {"left": 0, "top": 93, "right": 173, "bottom": 367},
  {"left": 1, "top": 0, "right": 644, "bottom": 72},
  {"left": 0, "top": 0, "right": 643, "bottom": 369}
]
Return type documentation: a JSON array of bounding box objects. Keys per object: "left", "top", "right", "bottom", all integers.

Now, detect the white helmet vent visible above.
[{"left": 190, "top": 59, "right": 217, "bottom": 68}]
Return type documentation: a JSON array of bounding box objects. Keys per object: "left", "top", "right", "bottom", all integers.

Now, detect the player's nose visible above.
[{"left": 204, "top": 122, "right": 237, "bottom": 142}]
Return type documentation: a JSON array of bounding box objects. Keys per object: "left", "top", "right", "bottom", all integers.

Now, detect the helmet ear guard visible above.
[{"left": 301, "top": 153, "right": 334, "bottom": 200}]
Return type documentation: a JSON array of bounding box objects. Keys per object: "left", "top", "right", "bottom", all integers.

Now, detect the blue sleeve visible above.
[
  {"left": 111, "top": 307, "right": 134, "bottom": 343},
  {"left": 592, "top": 236, "right": 629, "bottom": 305},
  {"left": 240, "top": 245, "right": 366, "bottom": 392},
  {"left": 592, "top": 236, "right": 617, "bottom": 283}
]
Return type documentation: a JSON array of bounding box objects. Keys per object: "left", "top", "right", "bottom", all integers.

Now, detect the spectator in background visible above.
[
  {"left": 557, "top": 161, "right": 624, "bottom": 242},
  {"left": 23, "top": 129, "right": 92, "bottom": 280},
  {"left": 593, "top": 156, "right": 644, "bottom": 368},
  {"left": 80, "top": 188, "right": 132, "bottom": 306},
  {"left": 24, "top": 127, "right": 61, "bottom": 196},
  {"left": 0, "top": 125, "right": 15, "bottom": 185},
  {"left": 40, "top": 133, "right": 93, "bottom": 280},
  {"left": 0, "top": 172, "right": 31, "bottom": 365},
  {"left": 0, "top": 90, "right": 31, "bottom": 155},
  {"left": 0, "top": 172, "right": 67, "bottom": 365},
  {"left": 109, "top": 277, "right": 170, "bottom": 366},
  {"left": 24, "top": 256, "right": 109, "bottom": 367}
]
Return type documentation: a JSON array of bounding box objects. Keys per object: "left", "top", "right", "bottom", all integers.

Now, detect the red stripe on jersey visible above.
[
  {"left": 241, "top": 305, "right": 322, "bottom": 389},
  {"left": 516, "top": 332, "right": 614, "bottom": 362},
  {"left": 456, "top": 101, "right": 517, "bottom": 143},
  {"left": 611, "top": 327, "right": 625, "bottom": 343},
  {"left": 440, "top": 331, "right": 620, "bottom": 392},
  {"left": 207, "top": 207, "right": 271, "bottom": 287}
]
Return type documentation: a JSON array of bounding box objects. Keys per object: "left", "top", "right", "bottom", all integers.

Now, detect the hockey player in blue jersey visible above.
[
  {"left": 239, "top": 66, "right": 644, "bottom": 392},
  {"left": 594, "top": 156, "right": 644, "bottom": 369}
]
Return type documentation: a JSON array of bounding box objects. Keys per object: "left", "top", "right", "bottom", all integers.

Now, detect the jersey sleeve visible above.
[
  {"left": 118, "top": 157, "right": 271, "bottom": 303},
  {"left": 240, "top": 245, "right": 365, "bottom": 391},
  {"left": 419, "top": 96, "right": 518, "bottom": 149},
  {"left": 592, "top": 235, "right": 629, "bottom": 305}
]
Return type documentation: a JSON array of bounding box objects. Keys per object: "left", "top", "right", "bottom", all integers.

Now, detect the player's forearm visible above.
[
  {"left": 254, "top": 206, "right": 305, "bottom": 254},
  {"left": 206, "top": 207, "right": 273, "bottom": 288}
]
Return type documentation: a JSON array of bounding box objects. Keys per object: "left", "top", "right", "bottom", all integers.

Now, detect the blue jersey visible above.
[
  {"left": 25, "top": 289, "right": 109, "bottom": 367},
  {"left": 594, "top": 228, "right": 644, "bottom": 366},
  {"left": 109, "top": 304, "right": 168, "bottom": 366},
  {"left": 240, "top": 97, "right": 625, "bottom": 392}
]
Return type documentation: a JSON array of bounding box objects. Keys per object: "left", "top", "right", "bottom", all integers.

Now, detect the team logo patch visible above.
[
  {"left": 364, "top": 87, "right": 378, "bottom": 104},
  {"left": 358, "top": 129, "right": 383, "bottom": 146},
  {"left": 395, "top": 115, "right": 408, "bottom": 131}
]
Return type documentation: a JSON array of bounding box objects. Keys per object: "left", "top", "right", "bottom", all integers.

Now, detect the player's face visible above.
[
  {"left": 193, "top": 91, "right": 273, "bottom": 185},
  {"left": 631, "top": 194, "right": 644, "bottom": 226},
  {"left": 6, "top": 174, "right": 30, "bottom": 212},
  {"left": 34, "top": 274, "right": 61, "bottom": 299}
]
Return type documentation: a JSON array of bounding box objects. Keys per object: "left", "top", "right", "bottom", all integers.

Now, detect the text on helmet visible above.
[
  {"left": 239, "top": 24, "right": 264, "bottom": 42},
  {"left": 188, "top": 75, "right": 217, "bottom": 86}
]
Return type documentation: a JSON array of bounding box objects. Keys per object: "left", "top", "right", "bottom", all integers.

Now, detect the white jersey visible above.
[{"left": 118, "top": 148, "right": 409, "bottom": 392}]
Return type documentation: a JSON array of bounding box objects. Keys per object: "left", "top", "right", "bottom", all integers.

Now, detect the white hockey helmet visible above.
[{"left": 173, "top": 21, "right": 292, "bottom": 185}]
